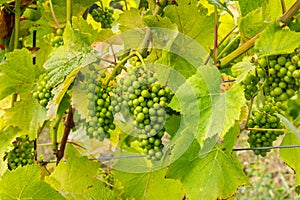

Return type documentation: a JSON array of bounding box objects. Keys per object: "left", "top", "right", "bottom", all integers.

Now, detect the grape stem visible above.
[
  {"left": 66, "top": 0, "right": 72, "bottom": 24},
  {"left": 213, "top": 5, "right": 218, "bottom": 64},
  {"left": 280, "top": 0, "right": 286, "bottom": 14},
  {"left": 278, "top": 0, "right": 300, "bottom": 23},
  {"left": 51, "top": 114, "right": 62, "bottom": 154},
  {"left": 218, "top": 33, "right": 260, "bottom": 68},
  {"left": 247, "top": 127, "right": 286, "bottom": 132},
  {"left": 56, "top": 106, "right": 74, "bottom": 165},
  {"left": 103, "top": 52, "right": 140, "bottom": 87},
  {"left": 233, "top": 144, "right": 300, "bottom": 151},
  {"left": 94, "top": 176, "right": 114, "bottom": 188},
  {"left": 204, "top": 25, "right": 238, "bottom": 65},
  {"left": 13, "top": 0, "right": 20, "bottom": 50},
  {"left": 216, "top": 34, "right": 240, "bottom": 61},
  {"left": 49, "top": 0, "right": 60, "bottom": 29}
]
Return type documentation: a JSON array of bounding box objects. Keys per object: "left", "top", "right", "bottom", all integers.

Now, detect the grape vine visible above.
[{"left": 1, "top": 0, "right": 300, "bottom": 199}]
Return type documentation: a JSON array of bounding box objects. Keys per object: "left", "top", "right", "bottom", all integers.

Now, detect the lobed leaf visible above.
[{"left": 0, "top": 165, "right": 65, "bottom": 200}]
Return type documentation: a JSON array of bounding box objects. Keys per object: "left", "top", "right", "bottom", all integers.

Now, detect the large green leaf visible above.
[
  {"left": 47, "top": 68, "right": 79, "bottom": 119},
  {"left": 4, "top": 93, "right": 47, "bottom": 138},
  {"left": 238, "top": 0, "right": 268, "bottom": 16},
  {"left": 0, "top": 165, "right": 65, "bottom": 200},
  {"left": 0, "top": 49, "right": 38, "bottom": 100},
  {"left": 239, "top": 8, "right": 267, "bottom": 39},
  {"left": 44, "top": 24, "right": 97, "bottom": 86},
  {"left": 278, "top": 114, "right": 300, "bottom": 187},
  {"left": 231, "top": 57, "right": 256, "bottom": 84},
  {"left": 255, "top": 22, "right": 300, "bottom": 56},
  {"left": 45, "top": 144, "right": 116, "bottom": 200},
  {"left": 114, "top": 168, "right": 184, "bottom": 200},
  {"left": 164, "top": 2, "right": 214, "bottom": 51},
  {"left": 117, "top": 8, "right": 146, "bottom": 31},
  {"left": 167, "top": 125, "right": 249, "bottom": 200},
  {"left": 170, "top": 66, "right": 245, "bottom": 142}
]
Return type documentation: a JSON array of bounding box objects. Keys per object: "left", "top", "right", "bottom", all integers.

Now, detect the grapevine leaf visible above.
[
  {"left": 71, "top": 17, "right": 114, "bottom": 42},
  {"left": 0, "top": 126, "right": 20, "bottom": 177},
  {"left": 280, "top": 133, "right": 300, "bottom": 187},
  {"left": 117, "top": 9, "right": 146, "bottom": 31},
  {"left": 4, "top": 93, "right": 47, "bottom": 138},
  {"left": 44, "top": 23, "right": 97, "bottom": 87},
  {"left": 63, "top": 23, "right": 92, "bottom": 48},
  {"left": 167, "top": 125, "right": 249, "bottom": 200},
  {"left": 0, "top": 48, "right": 38, "bottom": 100},
  {"left": 0, "top": 0, "right": 12, "bottom": 4},
  {"left": 47, "top": 68, "right": 80, "bottom": 119},
  {"left": 278, "top": 114, "right": 300, "bottom": 187},
  {"left": 143, "top": 15, "right": 177, "bottom": 30},
  {"left": 277, "top": 114, "right": 300, "bottom": 140},
  {"left": 239, "top": 8, "right": 267, "bottom": 39},
  {"left": 164, "top": 2, "right": 214, "bottom": 51},
  {"left": 237, "top": 0, "right": 268, "bottom": 16},
  {"left": 170, "top": 66, "right": 245, "bottom": 143},
  {"left": 114, "top": 168, "right": 184, "bottom": 200},
  {"left": 218, "top": 13, "right": 235, "bottom": 40},
  {"left": 45, "top": 144, "right": 116, "bottom": 199},
  {"left": 0, "top": 165, "right": 65, "bottom": 200},
  {"left": 207, "top": 0, "right": 233, "bottom": 16},
  {"left": 255, "top": 22, "right": 300, "bottom": 56},
  {"left": 44, "top": 47, "right": 97, "bottom": 87},
  {"left": 231, "top": 57, "right": 256, "bottom": 84}
]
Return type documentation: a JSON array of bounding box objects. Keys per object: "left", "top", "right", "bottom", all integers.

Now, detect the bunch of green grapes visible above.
[
  {"left": 84, "top": 72, "right": 116, "bottom": 141},
  {"left": 4, "top": 135, "right": 35, "bottom": 170},
  {"left": 33, "top": 74, "right": 53, "bottom": 107},
  {"left": 241, "top": 73, "right": 260, "bottom": 100},
  {"left": 50, "top": 29, "right": 64, "bottom": 47},
  {"left": 112, "top": 63, "right": 174, "bottom": 160},
  {"left": 90, "top": 5, "right": 114, "bottom": 28},
  {"left": 247, "top": 98, "right": 284, "bottom": 156},
  {"left": 257, "top": 54, "right": 300, "bottom": 102}
]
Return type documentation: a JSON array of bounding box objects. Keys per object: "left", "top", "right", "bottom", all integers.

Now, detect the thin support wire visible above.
[{"left": 233, "top": 144, "right": 300, "bottom": 151}]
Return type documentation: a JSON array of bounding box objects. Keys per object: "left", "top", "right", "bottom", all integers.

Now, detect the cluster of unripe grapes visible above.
[
  {"left": 90, "top": 5, "right": 114, "bottom": 28},
  {"left": 112, "top": 64, "right": 174, "bottom": 161},
  {"left": 241, "top": 53, "right": 300, "bottom": 156},
  {"left": 257, "top": 54, "right": 300, "bottom": 102},
  {"left": 33, "top": 74, "right": 53, "bottom": 107},
  {"left": 247, "top": 98, "right": 284, "bottom": 156},
  {"left": 83, "top": 72, "right": 115, "bottom": 141},
  {"left": 50, "top": 29, "right": 64, "bottom": 47},
  {"left": 3, "top": 135, "right": 35, "bottom": 170}
]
